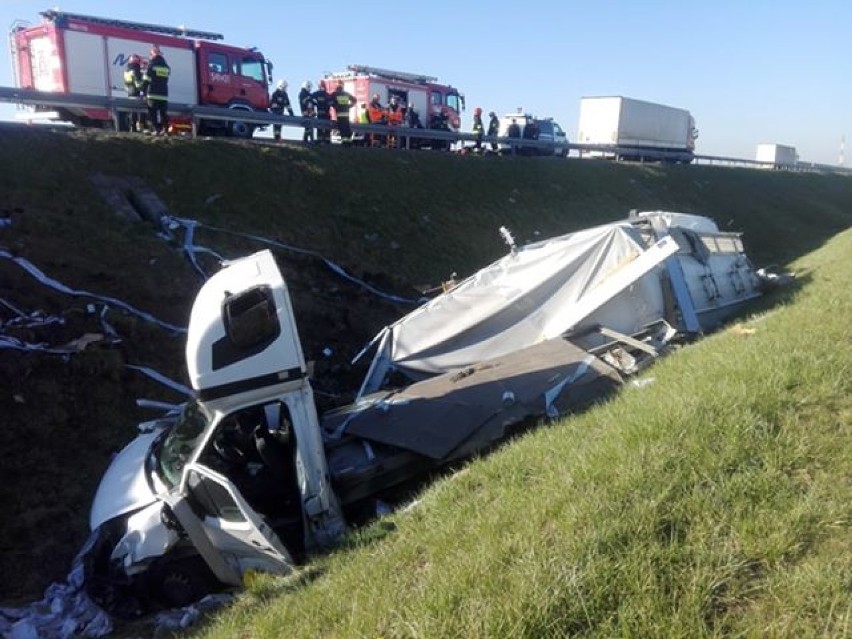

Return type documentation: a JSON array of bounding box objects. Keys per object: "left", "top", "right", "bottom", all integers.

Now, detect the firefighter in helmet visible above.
[
  {"left": 142, "top": 45, "right": 170, "bottom": 135},
  {"left": 487, "top": 110, "right": 500, "bottom": 152},
  {"left": 269, "top": 79, "right": 294, "bottom": 142},
  {"left": 298, "top": 81, "right": 315, "bottom": 143},
  {"left": 122, "top": 53, "right": 145, "bottom": 132},
  {"left": 472, "top": 106, "right": 484, "bottom": 153},
  {"left": 310, "top": 80, "right": 333, "bottom": 144},
  {"left": 330, "top": 79, "right": 357, "bottom": 144}
]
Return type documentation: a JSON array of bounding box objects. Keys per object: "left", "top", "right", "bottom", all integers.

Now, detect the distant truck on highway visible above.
[
  {"left": 9, "top": 10, "right": 273, "bottom": 137},
  {"left": 576, "top": 96, "right": 698, "bottom": 163},
  {"left": 755, "top": 144, "right": 798, "bottom": 170}
]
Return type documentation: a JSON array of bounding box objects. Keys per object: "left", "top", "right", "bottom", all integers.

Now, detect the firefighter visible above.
[
  {"left": 142, "top": 45, "right": 170, "bottom": 135},
  {"left": 406, "top": 103, "right": 424, "bottom": 149},
  {"left": 487, "top": 110, "right": 500, "bottom": 153},
  {"left": 522, "top": 117, "right": 540, "bottom": 156},
  {"left": 472, "top": 107, "right": 484, "bottom": 153},
  {"left": 330, "top": 80, "right": 356, "bottom": 144},
  {"left": 506, "top": 118, "right": 521, "bottom": 155},
  {"left": 367, "top": 93, "right": 386, "bottom": 147},
  {"left": 122, "top": 53, "right": 145, "bottom": 132},
  {"left": 298, "top": 81, "right": 315, "bottom": 143},
  {"left": 269, "top": 79, "right": 294, "bottom": 142},
  {"left": 310, "top": 80, "right": 333, "bottom": 144},
  {"left": 386, "top": 96, "right": 404, "bottom": 148}
]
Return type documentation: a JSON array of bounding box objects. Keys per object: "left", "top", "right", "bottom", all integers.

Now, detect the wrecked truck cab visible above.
[
  {"left": 87, "top": 251, "right": 344, "bottom": 609},
  {"left": 85, "top": 212, "right": 775, "bottom": 614}
]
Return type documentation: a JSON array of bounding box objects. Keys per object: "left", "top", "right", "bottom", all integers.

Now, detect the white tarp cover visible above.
[{"left": 375, "top": 221, "right": 662, "bottom": 379}]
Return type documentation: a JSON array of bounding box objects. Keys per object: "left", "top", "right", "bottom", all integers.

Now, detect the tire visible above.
[
  {"left": 147, "top": 554, "right": 219, "bottom": 608},
  {"left": 229, "top": 119, "right": 254, "bottom": 139}
]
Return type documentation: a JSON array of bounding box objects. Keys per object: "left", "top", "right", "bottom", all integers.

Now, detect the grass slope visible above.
[
  {"left": 194, "top": 227, "right": 852, "bottom": 639},
  {"left": 0, "top": 126, "right": 851, "bottom": 629}
]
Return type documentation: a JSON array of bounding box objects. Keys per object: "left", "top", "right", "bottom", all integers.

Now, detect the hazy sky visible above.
[{"left": 2, "top": 0, "right": 849, "bottom": 165}]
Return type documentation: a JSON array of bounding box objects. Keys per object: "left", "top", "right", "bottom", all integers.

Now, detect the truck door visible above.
[
  {"left": 198, "top": 49, "right": 233, "bottom": 107},
  {"left": 163, "top": 462, "right": 294, "bottom": 587}
]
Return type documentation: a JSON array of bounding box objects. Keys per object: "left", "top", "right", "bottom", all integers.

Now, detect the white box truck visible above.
[
  {"left": 755, "top": 144, "right": 798, "bottom": 169},
  {"left": 577, "top": 96, "right": 698, "bottom": 163}
]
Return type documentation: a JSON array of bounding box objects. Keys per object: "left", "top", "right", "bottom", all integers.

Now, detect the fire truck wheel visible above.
[{"left": 229, "top": 120, "right": 254, "bottom": 139}]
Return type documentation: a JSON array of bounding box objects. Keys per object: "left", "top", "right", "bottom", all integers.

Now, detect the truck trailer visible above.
[
  {"left": 9, "top": 10, "right": 273, "bottom": 137},
  {"left": 755, "top": 144, "right": 798, "bottom": 169},
  {"left": 577, "top": 96, "right": 698, "bottom": 163}
]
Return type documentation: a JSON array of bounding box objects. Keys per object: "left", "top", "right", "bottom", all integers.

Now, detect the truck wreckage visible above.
[{"left": 82, "top": 210, "right": 777, "bottom": 612}]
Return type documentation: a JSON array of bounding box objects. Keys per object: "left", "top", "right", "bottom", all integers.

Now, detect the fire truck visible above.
[
  {"left": 323, "top": 64, "right": 465, "bottom": 134},
  {"left": 9, "top": 10, "right": 273, "bottom": 137}
]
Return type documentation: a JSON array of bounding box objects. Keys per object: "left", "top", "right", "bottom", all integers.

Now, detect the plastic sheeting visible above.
[
  {"left": 0, "top": 530, "right": 112, "bottom": 639},
  {"left": 360, "top": 221, "right": 675, "bottom": 391}
]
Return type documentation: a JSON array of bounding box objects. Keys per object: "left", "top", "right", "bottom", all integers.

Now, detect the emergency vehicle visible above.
[
  {"left": 9, "top": 10, "right": 273, "bottom": 137},
  {"left": 323, "top": 64, "right": 465, "bottom": 133}
]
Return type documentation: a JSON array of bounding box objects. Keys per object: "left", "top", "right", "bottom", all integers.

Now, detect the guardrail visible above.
[{"left": 2, "top": 85, "right": 851, "bottom": 175}]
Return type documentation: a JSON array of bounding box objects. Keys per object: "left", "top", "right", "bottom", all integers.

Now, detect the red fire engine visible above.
[
  {"left": 324, "top": 64, "right": 465, "bottom": 132},
  {"left": 10, "top": 10, "right": 272, "bottom": 137}
]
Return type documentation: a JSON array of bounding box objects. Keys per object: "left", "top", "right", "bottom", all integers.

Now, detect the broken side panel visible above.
[{"left": 332, "top": 338, "right": 623, "bottom": 464}]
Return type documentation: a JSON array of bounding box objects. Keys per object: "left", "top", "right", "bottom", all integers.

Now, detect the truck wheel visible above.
[
  {"left": 229, "top": 120, "right": 254, "bottom": 139},
  {"left": 148, "top": 555, "right": 219, "bottom": 608}
]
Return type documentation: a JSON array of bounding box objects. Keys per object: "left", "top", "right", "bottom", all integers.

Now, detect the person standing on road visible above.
[
  {"left": 122, "top": 54, "right": 145, "bottom": 132},
  {"left": 311, "top": 80, "right": 333, "bottom": 144},
  {"left": 143, "top": 45, "right": 170, "bottom": 135},
  {"left": 471, "top": 107, "right": 484, "bottom": 153},
  {"left": 506, "top": 117, "right": 521, "bottom": 155},
  {"left": 298, "top": 81, "right": 315, "bottom": 143},
  {"left": 269, "top": 79, "right": 294, "bottom": 142},
  {"left": 487, "top": 111, "right": 500, "bottom": 153},
  {"left": 330, "top": 80, "right": 356, "bottom": 144}
]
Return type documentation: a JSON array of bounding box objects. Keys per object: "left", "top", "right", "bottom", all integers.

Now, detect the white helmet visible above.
[
  {"left": 277, "top": 79, "right": 288, "bottom": 90},
  {"left": 302, "top": 80, "right": 313, "bottom": 91}
]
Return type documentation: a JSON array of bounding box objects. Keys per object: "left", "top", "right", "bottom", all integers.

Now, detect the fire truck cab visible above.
[{"left": 9, "top": 10, "right": 272, "bottom": 137}]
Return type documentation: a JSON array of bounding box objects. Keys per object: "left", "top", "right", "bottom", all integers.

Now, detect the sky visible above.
[{"left": 1, "top": 0, "right": 849, "bottom": 165}]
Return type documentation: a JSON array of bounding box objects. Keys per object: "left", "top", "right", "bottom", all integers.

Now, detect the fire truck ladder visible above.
[
  {"left": 40, "top": 10, "right": 224, "bottom": 41},
  {"left": 347, "top": 65, "right": 437, "bottom": 85}
]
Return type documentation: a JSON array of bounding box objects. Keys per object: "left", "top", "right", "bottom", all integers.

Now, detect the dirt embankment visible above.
[{"left": 2, "top": 125, "right": 852, "bottom": 603}]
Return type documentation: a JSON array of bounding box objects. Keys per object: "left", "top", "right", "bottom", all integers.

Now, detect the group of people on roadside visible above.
[
  {"left": 123, "top": 45, "right": 171, "bottom": 135},
  {"left": 268, "top": 79, "right": 452, "bottom": 149},
  {"left": 469, "top": 108, "right": 538, "bottom": 154},
  {"left": 269, "top": 78, "right": 356, "bottom": 144}
]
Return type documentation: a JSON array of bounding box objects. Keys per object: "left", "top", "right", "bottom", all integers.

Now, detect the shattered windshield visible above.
[{"left": 156, "top": 401, "right": 211, "bottom": 488}]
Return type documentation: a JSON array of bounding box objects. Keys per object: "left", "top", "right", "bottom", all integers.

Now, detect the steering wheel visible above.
[{"left": 213, "top": 429, "right": 249, "bottom": 466}]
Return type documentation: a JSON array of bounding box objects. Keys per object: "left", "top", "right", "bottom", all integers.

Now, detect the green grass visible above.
[{"left": 190, "top": 232, "right": 852, "bottom": 638}]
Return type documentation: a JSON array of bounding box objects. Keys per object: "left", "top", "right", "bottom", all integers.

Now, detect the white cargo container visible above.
[
  {"left": 577, "top": 96, "right": 698, "bottom": 163},
  {"left": 755, "top": 144, "right": 797, "bottom": 169}
]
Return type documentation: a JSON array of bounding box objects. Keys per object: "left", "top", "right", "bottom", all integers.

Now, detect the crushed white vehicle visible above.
[{"left": 83, "top": 210, "right": 774, "bottom": 611}]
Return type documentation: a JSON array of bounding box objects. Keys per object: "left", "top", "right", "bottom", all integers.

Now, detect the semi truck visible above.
[
  {"left": 9, "top": 10, "right": 273, "bottom": 137},
  {"left": 323, "top": 64, "right": 465, "bottom": 136},
  {"left": 755, "top": 144, "right": 798, "bottom": 169},
  {"left": 576, "top": 96, "right": 698, "bottom": 163}
]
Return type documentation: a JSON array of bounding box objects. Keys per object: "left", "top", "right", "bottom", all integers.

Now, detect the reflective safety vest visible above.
[
  {"left": 387, "top": 107, "right": 404, "bottom": 126},
  {"left": 368, "top": 104, "right": 386, "bottom": 124}
]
